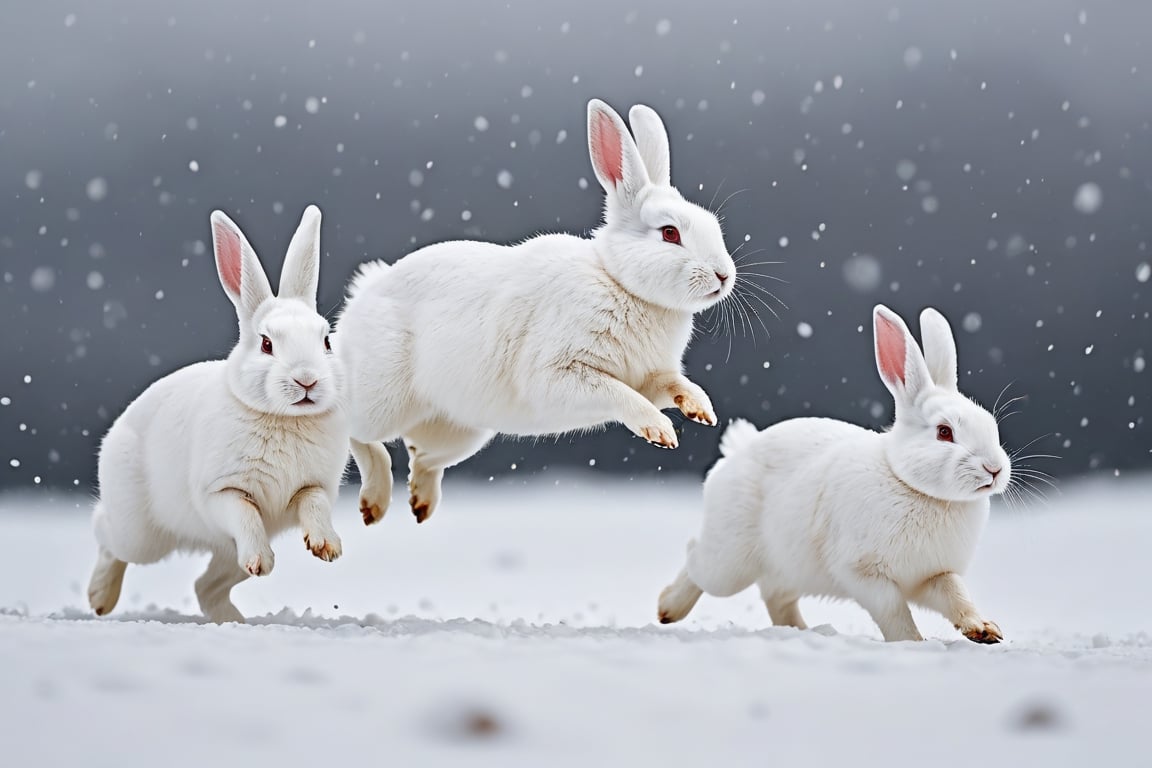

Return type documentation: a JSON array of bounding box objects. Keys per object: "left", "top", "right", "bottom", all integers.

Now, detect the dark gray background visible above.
[{"left": 2, "top": 0, "right": 1149, "bottom": 492}]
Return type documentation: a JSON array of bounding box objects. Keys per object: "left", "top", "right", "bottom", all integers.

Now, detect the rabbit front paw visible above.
[
  {"left": 674, "top": 393, "right": 717, "bottom": 427},
  {"left": 408, "top": 466, "right": 444, "bottom": 524},
  {"left": 359, "top": 478, "right": 392, "bottom": 526},
  {"left": 239, "top": 547, "right": 275, "bottom": 576},
  {"left": 958, "top": 618, "right": 1003, "bottom": 644},
  {"left": 639, "top": 422, "right": 679, "bottom": 449},
  {"left": 303, "top": 529, "right": 342, "bottom": 562},
  {"left": 361, "top": 498, "right": 385, "bottom": 526}
]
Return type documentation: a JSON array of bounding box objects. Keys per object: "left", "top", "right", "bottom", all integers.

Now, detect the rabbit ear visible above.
[
  {"left": 874, "top": 304, "right": 934, "bottom": 410},
  {"left": 211, "top": 211, "right": 272, "bottom": 318},
  {"left": 587, "top": 99, "right": 651, "bottom": 206},
  {"left": 919, "top": 307, "right": 958, "bottom": 391},
  {"left": 627, "top": 104, "right": 671, "bottom": 187},
  {"left": 279, "top": 205, "right": 321, "bottom": 301}
]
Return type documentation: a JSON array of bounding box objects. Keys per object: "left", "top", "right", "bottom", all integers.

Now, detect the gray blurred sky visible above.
[{"left": 1, "top": 0, "right": 1150, "bottom": 490}]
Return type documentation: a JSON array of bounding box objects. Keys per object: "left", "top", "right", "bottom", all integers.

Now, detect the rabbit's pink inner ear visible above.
[
  {"left": 876, "top": 313, "right": 907, "bottom": 386},
  {"left": 213, "top": 221, "right": 243, "bottom": 298},
  {"left": 591, "top": 110, "right": 624, "bottom": 185}
]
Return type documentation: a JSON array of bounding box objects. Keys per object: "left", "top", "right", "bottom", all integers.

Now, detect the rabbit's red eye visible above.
[
  {"left": 937, "top": 425, "right": 954, "bottom": 442},
  {"left": 324, "top": 336, "right": 332, "bottom": 352},
  {"left": 260, "top": 335, "right": 273, "bottom": 355},
  {"left": 662, "top": 226, "right": 681, "bottom": 245}
]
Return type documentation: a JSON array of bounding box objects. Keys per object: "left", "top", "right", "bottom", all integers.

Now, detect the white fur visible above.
[
  {"left": 87, "top": 206, "right": 349, "bottom": 623},
  {"left": 337, "top": 99, "right": 736, "bottom": 525},
  {"left": 658, "top": 305, "right": 1012, "bottom": 643}
]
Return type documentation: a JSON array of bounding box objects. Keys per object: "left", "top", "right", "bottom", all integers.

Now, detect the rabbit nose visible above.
[
  {"left": 715, "top": 272, "right": 729, "bottom": 283},
  {"left": 983, "top": 463, "right": 1002, "bottom": 479},
  {"left": 294, "top": 378, "right": 318, "bottom": 390}
]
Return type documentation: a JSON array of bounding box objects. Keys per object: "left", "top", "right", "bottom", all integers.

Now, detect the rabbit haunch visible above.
[
  {"left": 87, "top": 206, "right": 349, "bottom": 624},
  {"left": 658, "top": 304, "right": 1011, "bottom": 644},
  {"left": 337, "top": 99, "right": 736, "bottom": 526}
]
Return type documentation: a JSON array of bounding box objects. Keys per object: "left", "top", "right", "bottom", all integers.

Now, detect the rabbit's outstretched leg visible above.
[
  {"left": 195, "top": 550, "right": 249, "bottom": 623},
  {"left": 657, "top": 566, "right": 703, "bottom": 624},
  {"left": 844, "top": 574, "right": 923, "bottom": 642},
  {"left": 910, "top": 572, "right": 1002, "bottom": 644},
  {"left": 761, "top": 588, "right": 808, "bottom": 629},
  {"left": 562, "top": 364, "right": 678, "bottom": 448},
  {"left": 403, "top": 419, "right": 495, "bottom": 523},
  {"left": 206, "top": 489, "right": 275, "bottom": 576},
  {"left": 291, "top": 485, "right": 341, "bottom": 562},
  {"left": 88, "top": 544, "right": 128, "bottom": 617},
  {"left": 640, "top": 372, "right": 717, "bottom": 427},
  {"left": 350, "top": 439, "right": 393, "bottom": 526}
]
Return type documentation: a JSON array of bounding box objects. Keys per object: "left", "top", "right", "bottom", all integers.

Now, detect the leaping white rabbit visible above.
[
  {"left": 658, "top": 305, "right": 1011, "bottom": 643},
  {"left": 87, "top": 206, "right": 349, "bottom": 623},
  {"left": 337, "top": 99, "right": 737, "bottom": 525}
]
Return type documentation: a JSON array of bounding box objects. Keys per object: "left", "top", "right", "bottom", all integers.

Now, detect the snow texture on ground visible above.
[{"left": 2, "top": 473, "right": 1150, "bottom": 767}]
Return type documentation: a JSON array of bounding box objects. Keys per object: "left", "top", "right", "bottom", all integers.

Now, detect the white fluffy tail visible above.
[
  {"left": 345, "top": 259, "right": 391, "bottom": 299},
  {"left": 718, "top": 418, "right": 759, "bottom": 458}
]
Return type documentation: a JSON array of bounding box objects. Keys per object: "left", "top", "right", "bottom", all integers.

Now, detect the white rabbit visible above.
[
  {"left": 337, "top": 99, "right": 736, "bottom": 525},
  {"left": 658, "top": 304, "right": 1011, "bottom": 643},
  {"left": 87, "top": 206, "right": 349, "bottom": 623}
]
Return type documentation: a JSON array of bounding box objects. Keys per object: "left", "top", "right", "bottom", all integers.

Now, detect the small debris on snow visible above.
[{"left": 1009, "top": 700, "right": 1066, "bottom": 733}]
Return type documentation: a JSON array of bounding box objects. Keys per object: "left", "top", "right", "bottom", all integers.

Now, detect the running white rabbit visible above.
[
  {"left": 87, "top": 206, "right": 349, "bottom": 623},
  {"left": 658, "top": 304, "right": 1011, "bottom": 643},
  {"left": 337, "top": 99, "right": 736, "bottom": 525}
]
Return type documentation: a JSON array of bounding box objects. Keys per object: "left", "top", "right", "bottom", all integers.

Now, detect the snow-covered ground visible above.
[{"left": 2, "top": 472, "right": 1150, "bottom": 766}]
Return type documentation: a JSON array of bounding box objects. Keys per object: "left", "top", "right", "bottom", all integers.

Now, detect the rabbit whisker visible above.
[
  {"left": 733, "top": 288, "right": 772, "bottom": 339},
  {"left": 737, "top": 287, "right": 782, "bottom": 324},
  {"left": 737, "top": 280, "right": 788, "bottom": 314},
  {"left": 708, "top": 177, "right": 727, "bottom": 211},
  {"left": 1009, "top": 434, "right": 1055, "bottom": 457},
  {"left": 734, "top": 271, "right": 788, "bottom": 284},
  {"left": 1010, "top": 470, "right": 1059, "bottom": 491},
  {"left": 995, "top": 394, "right": 1028, "bottom": 419},
  {"left": 715, "top": 187, "right": 750, "bottom": 215},
  {"left": 1010, "top": 454, "right": 1062, "bottom": 463},
  {"left": 991, "top": 381, "right": 1016, "bottom": 417},
  {"left": 731, "top": 291, "right": 755, "bottom": 341}
]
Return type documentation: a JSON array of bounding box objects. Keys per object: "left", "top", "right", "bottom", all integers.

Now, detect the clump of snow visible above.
[
  {"left": 1073, "top": 182, "right": 1103, "bottom": 214},
  {"left": 843, "top": 253, "right": 882, "bottom": 293},
  {"left": 496, "top": 170, "right": 514, "bottom": 189},
  {"left": 85, "top": 177, "right": 108, "bottom": 201}
]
